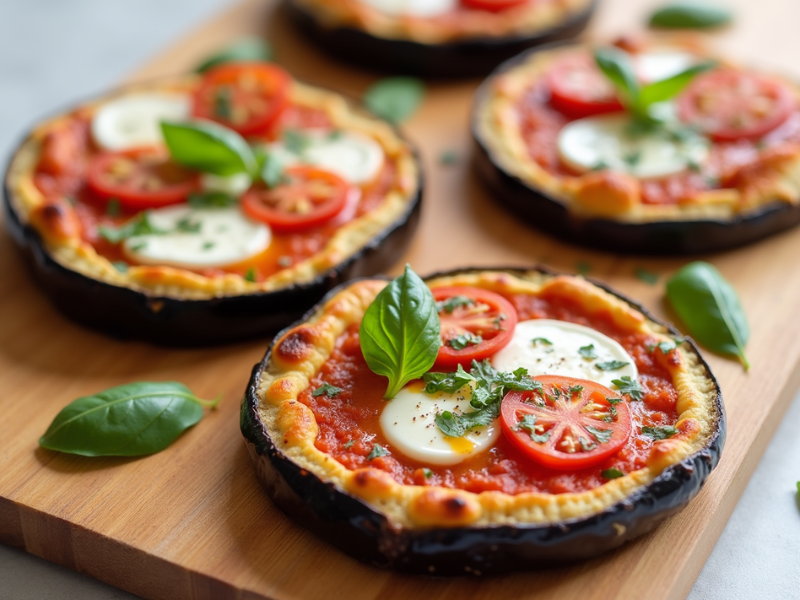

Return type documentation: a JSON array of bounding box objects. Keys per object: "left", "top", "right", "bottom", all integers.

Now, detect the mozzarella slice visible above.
[
  {"left": 201, "top": 172, "right": 253, "bottom": 196},
  {"left": 636, "top": 51, "right": 697, "bottom": 83},
  {"left": 92, "top": 93, "right": 191, "bottom": 151},
  {"left": 491, "top": 319, "right": 638, "bottom": 389},
  {"left": 380, "top": 382, "right": 500, "bottom": 466},
  {"left": 123, "top": 206, "right": 270, "bottom": 269},
  {"left": 360, "top": 0, "right": 457, "bottom": 17},
  {"left": 558, "top": 113, "right": 709, "bottom": 178},
  {"left": 268, "top": 131, "right": 384, "bottom": 185}
]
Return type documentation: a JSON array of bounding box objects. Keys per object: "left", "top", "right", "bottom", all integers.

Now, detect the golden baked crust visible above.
[
  {"left": 255, "top": 270, "right": 720, "bottom": 529},
  {"left": 5, "top": 77, "right": 420, "bottom": 300},
  {"left": 475, "top": 40, "right": 800, "bottom": 222},
  {"left": 294, "top": 0, "right": 594, "bottom": 44}
]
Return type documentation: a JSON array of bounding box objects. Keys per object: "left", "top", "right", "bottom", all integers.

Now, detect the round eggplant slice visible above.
[
  {"left": 472, "top": 45, "right": 800, "bottom": 255},
  {"left": 2, "top": 83, "right": 423, "bottom": 347},
  {"left": 286, "top": 0, "right": 598, "bottom": 78},
  {"left": 240, "top": 266, "right": 725, "bottom": 574}
]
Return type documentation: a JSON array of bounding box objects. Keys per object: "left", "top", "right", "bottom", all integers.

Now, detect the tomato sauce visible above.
[
  {"left": 518, "top": 81, "right": 800, "bottom": 205},
  {"left": 31, "top": 104, "right": 398, "bottom": 281},
  {"left": 298, "top": 293, "right": 680, "bottom": 495}
]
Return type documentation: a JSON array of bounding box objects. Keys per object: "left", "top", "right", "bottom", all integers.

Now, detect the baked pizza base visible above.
[{"left": 241, "top": 267, "right": 725, "bottom": 574}]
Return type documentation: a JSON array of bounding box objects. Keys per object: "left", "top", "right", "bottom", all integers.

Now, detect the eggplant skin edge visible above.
[
  {"left": 285, "top": 0, "right": 598, "bottom": 79},
  {"left": 240, "top": 266, "right": 726, "bottom": 576},
  {"left": 471, "top": 46, "right": 800, "bottom": 256},
  {"left": 1, "top": 135, "right": 423, "bottom": 348}
]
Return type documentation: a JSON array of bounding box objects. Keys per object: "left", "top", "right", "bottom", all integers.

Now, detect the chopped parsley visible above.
[
  {"left": 596, "top": 360, "right": 630, "bottom": 371},
  {"left": 448, "top": 332, "right": 483, "bottom": 351},
  {"left": 98, "top": 211, "right": 167, "bottom": 244},
  {"left": 532, "top": 337, "right": 553, "bottom": 346},
  {"left": 612, "top": 376, "right": 644, "bottom": 401},
  {"left": 422, "top": 468, "right": 433, "bottom": 479},
  {"left": 568, "top": 384, "right": 584, "bottom": 396},
  {"left": 641, "top": 425, "right": 678, "bottom": 440},
  {"left": 244, "top": 267, "right": 257, "bottom": 283},
  {"left": 516, "top": 414, "right": 551, "bottom": 444},
  {"left": 602, "top": 468, "right": 625, "bottom": 480},
  {"left": 213, "top": 86, "right": 233, "bottom": 120},
  {"left": 105, "top": 198, "right": 121, "bottom": 217},
  {"left": 579, "top": 436, "right": 596, "bottom": 452},
  {"left": 284, "top": 129, "right": 311, "bottom": 155},
  {"left": 439, "top": 150, "right": 459, "bottom": 165},
  {"left": 176, "top": 217, "right": 202, "bottom": 233},
  {"left": 623, "top": 150, "right": 642, "bottom": 167},
  {"left": 586, "top": 425, "right": 613, "bottom": 444},
  {"left": 343, "top": 439, "right": 355, "bottom": 449},
  {"left": 367, "top": 444, "right": 388, "bottom": 461},
  {"left": 579, "top": 344, "right": 598, "bottom": 359},
  {"left": 647, "top": 339, "right": 683, "bottom": 355},
  {"left": 312, "top": 382, "right": 343, "bottom": 398},
  {"left": 634, "top": 267, "right": 659, "bottom": 285},
  {"left": 423, "top": 364, "right": 474, "bottom": 394},
  {"left": 436, "top": 295, "right": 475, "bottom": 314},
  {"left": 201, "top": 241, "right": 215, "bottom": 251}
]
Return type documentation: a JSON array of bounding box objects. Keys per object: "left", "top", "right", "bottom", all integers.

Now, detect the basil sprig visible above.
[
  {"left": 161, "top": 120, "right": 257, "bottom": 176},
  {"left": 39, "top": 382, "right": 219, "bottom": 457},
  {"left": 359, "top": 265, "right": 441, "bottom": 399},
  {"left": 363, "top": 77, "right": 425, "bottom": 124},
  {"left": 196, "top": 38, "right": 273, "bottom": 73},
  {"left": 594, "top": 48, "right": 715, "bottom": 125},
  {"left": 649, "top": 1, "right": 732, "bottom": 29},
  {"left": 666, "top": 261, "right": 750, "bottom": 369}
]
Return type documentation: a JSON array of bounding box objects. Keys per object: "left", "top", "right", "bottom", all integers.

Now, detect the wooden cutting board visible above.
[{"left": 2, "top": 1, "right": 799, "bottom": 599}]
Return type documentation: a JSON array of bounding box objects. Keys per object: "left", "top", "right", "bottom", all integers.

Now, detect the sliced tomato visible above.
[
  {"left": 547, "top": 55, "right": 625, "bottom": 119},
  {"left": 241, "top": 166, "right": 350, "bottom": 233},
  {"left": 678, "top": 70, "right": 796, "bottom": 141},
  {"left": 500, "top": 375, "right": 632, "bottom": 470},
  {"left": 86, "top": 147, "right": 199, "bottom": 210},
  {"left": 432, "top": 286, "right": 518, "bottom": 369},
  {"left": 193, "top": 62, "right": 290, "bottom": 136},
  {"left": 461, "top": 0, "right": 528, "bottom": 11}
]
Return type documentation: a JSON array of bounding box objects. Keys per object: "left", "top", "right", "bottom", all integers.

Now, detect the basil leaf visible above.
[
  {"left": 586, "top": 426, "right": 613, "bottom": 443},
  {"left": 363, "top": 77, "right": 425, "bottom": 124},
  {"left": 596, "top": 360, "right": 630, "bottom": 371},
  {"left": 579, "top": 344, "right": 598, "bottom": 359},
  {"left": 448, "top": 332, "right": 482, "bottom": 350},
  {"left": 435, "top": 295, "right": 474, "bottom": 314},
  {"left": 196, "top": 38, "right": 273, "bottom": 73},
  {"left": 602, "top": 468, "right": 625, "bottom": 479},
  {"left": 612, "top": 376, "right": 644, "bottom": 401},
  {"left": 161, "top": 120, "right": 256, "bottom": 176},
  {"left": 532, "top": 337, "right": 553, "bottom": 346},
  {"left": 98, "top": 211, "right": 167, "bottom": 244},
  {"left": 367, "top": 444, "right": 388, "bottom": 460},
  {"left": 434, "top": 403, "right": 500, "bottom": 438},
  {"left": 642, "top": 425, "right": 679, "bottom": 440},
  {"left": 312, "top": 383, "right": 343, "bottom": 398},
  {"left": 188, "top": 191, "right": 238, "bottom": 209},
  {"left": 639, "top": 62, "right": 716, "bottom": 107},
  {"left": 423, "top": 364, "right": 474, "bottom": 394},
  {"left": 38, "top": 382, "right": 218, "bottom": 457},
  {"left": 344, "top": 439, "right": 355, "bottom": 449},
  {"left": 423, "top": 468, "right": 433, "bottom": 479},
  {"left": 666, "top": 261, "right": 750, "bottom": 369},
  {"left": 649, "top": 1, "right": 732, "bottom": 29},
  {"left": 359, "top": 265, "right": 441, "bottom": 399},
  {"left": 594, "top": 48, "right": 640, "bottom": 107},
  {"left": 259, "top": 151, "right": 284, "bottom": 188}
]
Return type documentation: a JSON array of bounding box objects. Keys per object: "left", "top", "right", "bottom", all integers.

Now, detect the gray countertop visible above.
[{"left": 1, "top": 1, "right": 799, "bottom": 598}]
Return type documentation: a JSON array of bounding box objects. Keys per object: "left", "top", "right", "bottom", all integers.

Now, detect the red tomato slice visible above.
[
  {"left": 678, "top": 70, "right": 796, "bottom": 141},
  {"left": 432, "top": 286, "right": 518, "bottom": 369},
  {"left": 461, "top": 0, "right": 528, "bottom": 11},
  {"left": 241, "top": 166, "right": 350, "bottom": 233},
  {"left": 547, "top": 55, "right": 625, "bottom": 119},
  {"left": 193, "top": 62, "right": 290, "bottom": 136},
  {"left": 86, "top": 147, "right": 199, "bottom": 210},
  {"left": 500, "top": 375, "right": 632, "bottom": 470}
]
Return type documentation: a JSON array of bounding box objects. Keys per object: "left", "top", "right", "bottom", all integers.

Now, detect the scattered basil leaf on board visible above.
[
  {"left": 161, "top": 120, "right": 257, "bottom": 176},
  {"left": 666, "top": 261, "right": 750, "bottom": 369},
  {"left": 576, "top": 261, "right": 592, "bottom": 275},
  {"left": 363, "top": 77, "right": 425, "bottom": 124},
  {"left": 197, "top": 37, "right": 273, "bottom": 73},
  {"left": 634, "top": 267, "right": 659, "bottom": 285},
  {"left": 649, "top": 1, "right": 732, "bottom": 29},
  {"left": 39, "top": 382, "right": 219, "bottom": 457},
  {"left": 359, "top": 265, "right": 441, "bottom": 399}
]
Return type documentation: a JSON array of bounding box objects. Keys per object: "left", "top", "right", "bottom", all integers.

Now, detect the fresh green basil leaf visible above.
[
  {"left": 596, "top": 360, "right": 630, "bottom": 371},
  {"left": 312, "top": 383, "right": 343, "bottom": 398},
  {"left": 532, "top": 337, "right": 553, "bottom": 346},
  {"left": 161, "top": 120, "right": 256, "bottom": 177},
  {"left": 39, "top": 382, "right": 218, "bottom": 457},
  {"left": 422, "top": 364, "right": 474, "bottom": 394},
  {"left": 579, "top": 344, "right": 598, "bottom": 359},
  {"left": 359, "top": 265, "right": 441, "bottom": 399},
  {"left": 639, "top": 62, "right": 716, "bottom": 107},
  {"left": 649, "top": 1, "right": 732, "bottom": 29},
  {"left": 188, "top": 191, "right": 238, "bottom": 209},
  {"left": 602, "top": 468, "right": 625, "bottom": 479},
  {"left": 594, "top": 48, "right": 640, "bottom": 107},
  {"left": 434, "top": 402, "right": 500, "bottom": 438},
  {"left": 363, "top": 77, "right": 425, "bottom": 124},
  {"left": 448, "top": 332, "right": 483, "bottom": 351},
  {"left": 283, "top": 129, "right": 311, "bottom": 156},
  {"left": 367, "top": 444, "right": 388, "bottom": 460},
  {"left": 612, "top": 376, "right": 644, "bottom": 401},
  {"left": 642, "top": 425, "right": 679, "bottom": 440},
  {"left": 634, "top": 267, "right": 659, "bottom": 285},
  {"left": 259, "top": 150, "right": 284, "bottom": 188},
  {"left": 196, "top": 37, "right": 273, "bottom": 73},
  {"left": 244, "top": 267, "right": 257, "bottom": 282},
  {"left": 666, "top": 261, "right": 750, "bottom": 369},
  {"left": 99, "top": 211, "right": 167, "bottom": 244}
]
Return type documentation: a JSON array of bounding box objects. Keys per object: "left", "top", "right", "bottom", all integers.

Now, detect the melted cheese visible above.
[
  {"left": 558, "top": 113, "right": 709, "bottom": 178},
  {"left": 491, "top": 319, "right": 638, "bottom": 388},
  {"left": 123, "top": 206, "right": 270, "bottom": 269},
  {"left": 91, "top": 93, "right": 190, "bottom": 151},
  {"left": 360, "top": 0, "right": 457, "bottom": 17},
  {"left": 200, "top": 172, "right": 253, "bottom": 196},
  {"left": 380, "top": 382, "right": 500, "bottom": 466}
]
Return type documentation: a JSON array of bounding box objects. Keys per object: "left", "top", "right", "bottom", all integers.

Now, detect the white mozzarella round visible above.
[
  {"left": 380, "top": 383, "right": 500, "bottom": 466},
  {"left": 360, "top": 0, "right": 457, "bottom": 17},
  {"left": 200, "top": 172, "right": 253, "bottom": 196},
  {"left": 557, "top": 113, "right": 709, "bottom": 178},
  {"left": 123, "top": 206, "right": 270, "bottom": 269},
  {"left": 636, "top": 51, "right": 697, "bottom": 83},
  {"left": 91, "top": 93, "right": 191, "bottom": 151},
  {"left": 491, "top": 319, "right": 638, "bottom": 389},
  {"left": 269, "top": 131, "right": 385, "bottom": 185}
]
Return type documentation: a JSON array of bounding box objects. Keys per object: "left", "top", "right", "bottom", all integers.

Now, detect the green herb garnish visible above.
[
  {"left": 105, "top": 198, "right": 121, "bottom": 217},
  {"left": 312, "top": 383, "right": 343, "bottom": 398},
  {"left": 161, "top": 120, "right": 257, "bottom": 177},
  {"left": 367, "top": 444, "right": 388, "bottom": 461},
  {"left": 112, "top": 261, "right": 128, "bottom": 273},
  {"left": 436, "top": 295, "right": 475, "bottom": 314},
  {"left": 586, "top": 426, "right": 613, "bottom": 444},
  {"left": 448, "top": 333, "right": 483, "bottom": 351},
  {"left": 344, "top": 439, "right": 355, "bottom": 449},
  {"left": 244, "top": 267, "right": 257, "bottom": 283},
  {"left": 634, "top": 267, "right": 659, "bottom": 285},
  {"left": 363, "top": 77, "right": 425, "bottom": 124},
  {"left": 196, "top": 37, "right": 273, "bottom": 73},
  {"left": 176, "top": 217, "right": 201, "bottom": 233},
  {"left": 596, "top": 360, "right": 630, "bottom": 371},
  {"left": 602, "top": 468, "right": 625, "bottom": 479},
  {"left": 579, "top": 344, "right": 598, "bottom": 359},
  {"left": 532, "top": 337, "right": 553, "bottom": 346},
  {"left": 423, "top": 364, "right": 474, "bottom": 394},
  {"left": 98, "top": 211, "right": 167, "bottom": 244},
  {"left": 649, "top": 1, "right": 732, "bottom": 29},
  {"left": 423, "top": 468, "right": 433, "bottom": 479},
  {"left": 642, "top": 425, "right": 679, "bottom": 440},
  {"left": 284, "top": 129, "right": 311, "bottom": 156},
  {"left": 439, "top": 151, "right": 459, "bottom": 165},
  {"left": 612, "top": 376, "right": 644, "bottom": 401},
  {"left": 516, "top": 414, "right": 551, "bottom": 444},
  {"left": 188, "top": 191, "right": 238, "bottom": 208}
]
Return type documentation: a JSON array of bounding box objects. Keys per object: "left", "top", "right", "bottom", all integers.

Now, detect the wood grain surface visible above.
[{"left": 2, "top": 1, "right": 799, "bottom": 599}]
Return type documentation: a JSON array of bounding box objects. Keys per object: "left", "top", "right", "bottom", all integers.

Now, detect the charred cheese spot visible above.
[
  {"left": 411, "top": 489, "right": 481, "bottom": 527},
  {"left": 677, "top": 417, "right": 702, "bottom": 438},
  {"left": 574, "top": 171, "right": 640, "bottom": 216},
  {"left": 346, "top": 468, "right": 396, "bottom": 500},
  {"left": 275, "top": 328, "right": 317, "bottom": 364},
  {"left": 29, "top": 200, "right": 81, "bottom": 242}
]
